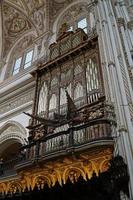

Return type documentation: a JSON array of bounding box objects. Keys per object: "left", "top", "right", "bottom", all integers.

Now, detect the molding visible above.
[
  {"left": 0, "top": 65, "right": 36, "bottom": 96},
  {"left": 0, "top": 88, "right": 34, "bottom": 115},
  {"left": 0, "top": 101, "right": 32, "bottom": 123}
]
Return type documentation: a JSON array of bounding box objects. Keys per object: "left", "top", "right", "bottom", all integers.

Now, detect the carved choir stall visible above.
[{"left": 0, "top": 29, "right": 129, "bottom": 200}]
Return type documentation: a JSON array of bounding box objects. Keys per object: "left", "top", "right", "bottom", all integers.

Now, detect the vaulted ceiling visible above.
[
  {"left": 0, "top": 0, "right": 46, "bottom": 58},
  {"left": 0, "top": 0, "right": 73, "bottom": 59}
]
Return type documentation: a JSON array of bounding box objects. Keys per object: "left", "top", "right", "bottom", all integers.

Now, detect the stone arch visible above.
[
  {"left": 50, "top": 0, "right": 90, "bottom": 44},
  {"left": 0, "top": 121, "right": 27, "bottom": 159}
]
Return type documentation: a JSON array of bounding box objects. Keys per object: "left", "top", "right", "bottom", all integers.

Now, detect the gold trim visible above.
[{"left": 0, "top": 146, "right": 113, "bottom": 194}]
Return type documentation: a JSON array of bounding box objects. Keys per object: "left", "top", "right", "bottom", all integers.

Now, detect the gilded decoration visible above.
[{"left": 0, "top": 146, "right": 113, "bottom": 194}]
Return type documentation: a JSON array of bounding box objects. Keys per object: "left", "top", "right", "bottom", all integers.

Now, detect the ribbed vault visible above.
[{"left": 0, "top": 0, "right": 46, "bottom": 59}]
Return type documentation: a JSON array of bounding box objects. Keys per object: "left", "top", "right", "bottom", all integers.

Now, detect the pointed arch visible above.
[
  {"left": 0, "top": 121, "right": 28, "bottom": 159},
  {"left": 38, "top": 81, "right": 48, "bottom": 114},
  {"left": 0, "top": 120, "right": 27, "bottom": 155}
]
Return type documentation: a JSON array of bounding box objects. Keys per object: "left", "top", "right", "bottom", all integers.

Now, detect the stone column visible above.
[
  {"left": 0, "top": 1, "right": 3, "bottom": 80},
  {"left": 94, "top": 0, "right": 133, "bottom": 198}
]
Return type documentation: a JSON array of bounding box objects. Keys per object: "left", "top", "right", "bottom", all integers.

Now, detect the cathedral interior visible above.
[{"left": 0, "top": 0, "right": 133, "bottom": 199}]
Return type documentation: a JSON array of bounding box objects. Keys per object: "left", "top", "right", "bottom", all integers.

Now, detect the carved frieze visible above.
[{"left": 0, "top": 90, "right": 34, "bottom": 115}]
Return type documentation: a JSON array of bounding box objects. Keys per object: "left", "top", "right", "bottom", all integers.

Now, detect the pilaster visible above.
[{"left": 94, "top": 0, "right": 133, "bottom": 198}]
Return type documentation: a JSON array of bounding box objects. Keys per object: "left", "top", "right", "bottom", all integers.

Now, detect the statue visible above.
[{"left": 58, "top": 23, "right": 69, "bottom": 38}]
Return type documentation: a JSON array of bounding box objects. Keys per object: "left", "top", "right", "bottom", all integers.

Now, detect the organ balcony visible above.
[
  {"left": 0, "top": 96, "right": 116, "bottom": 178},
  {"left": 0, "top": 28, "right": 116, "bottom": 182}
]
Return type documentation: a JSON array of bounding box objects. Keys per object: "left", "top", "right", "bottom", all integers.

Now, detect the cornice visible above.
[
  {"left": 0, "top": 81, "right": 35, "bottom": 104},
  {"left": 0, "top": 65, "right": 36, "bottom": 97},
  {"left": 0, "top": 101, "right": 32, "bottom": 123}
]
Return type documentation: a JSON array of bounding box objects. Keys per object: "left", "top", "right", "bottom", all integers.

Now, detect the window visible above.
[
  {"left": 77, "top": 18, "right": 87, "bottom": 34},
  {"left": 12, "top": 49, "right": 33, "bottom": 75},
  {"left": 12, "top": 57, "right": 22, "bottom": 75},
  {"left": 66, "top": 17, "right": 88, "bottom": 34},
  {"left": 67, "top": 26, "right": 73, "bottom": 32},
  {"left": 24, "top": 50, "right": 33, "bottom": 69}
]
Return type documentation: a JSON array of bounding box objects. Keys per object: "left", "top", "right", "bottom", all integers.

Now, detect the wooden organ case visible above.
[{"left": 26, "top": 29, "right": 115, "bottom": 157}]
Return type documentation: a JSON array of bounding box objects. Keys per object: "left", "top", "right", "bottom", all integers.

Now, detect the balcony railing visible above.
[
  {"left": 0, "top": 98, "right": 116, "bottom": 176},
  {"left": 0, "top": 158, "right": 18, "bottom": 179}
]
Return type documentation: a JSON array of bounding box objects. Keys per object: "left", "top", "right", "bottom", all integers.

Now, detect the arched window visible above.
[
  {"left": 77, "top": 17, "right": 87, "bottom": 34},
  {"left": 12, "top": 49, "right": 34, "bottom": 75},
  {"left": 38, "top": 82, "right": 48, "bottom": 115}
]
